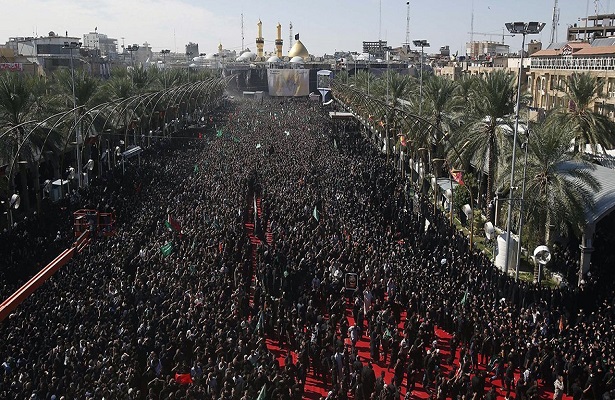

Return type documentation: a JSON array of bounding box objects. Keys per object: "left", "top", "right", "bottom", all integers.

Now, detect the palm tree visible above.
[
  {"left": 372, "top": 71, "right": 414, "bottom": 162},
  {"left": 548, "top": 72, "right": 615, "bottom": 153},
  {"left": 129, "top": 65, "right": 154, "bottom": 93},
  {"left": 457, "top": 74, "right": 477, "bottom": 106},
  {"left": 420, "top": 75, "right": 463, "bottom": 159},
  {"left": 454, "top": 70, "right": 517, "bottom": 219},
  {"left": 0, "top": 72, "right": 52, "bottom": 213},
  {"left": 103, "top": 75, "right": 134, "bottom": 100},
  {"left": 500, "top": 120, "right": 600, "bottom": 246},
  {"left": 51, "top": 68, "right": 103, "bottom": 186},
  {"left": 334, "top": 70, "right": 349, "bottom": 85},
  {"left": 354, "top": 70, "right": 372, "bottom": 92}
]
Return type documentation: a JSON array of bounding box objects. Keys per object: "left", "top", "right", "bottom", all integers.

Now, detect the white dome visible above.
[
  {"left": 289, "top": 56, "right": 304, "bottom": 64},
  {"left": 238, "top": 52, "right": 256, "bottom": 61},
  {"left": 267, "top": 55, "right": 282, "bottom": 63},
  {"left": 205, "top": 53, "right": 217, "bottom": 60}
]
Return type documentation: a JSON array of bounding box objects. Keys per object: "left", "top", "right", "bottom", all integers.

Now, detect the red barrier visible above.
[{"left": 0, "top": 230, "right": 90, "bottom": 322}]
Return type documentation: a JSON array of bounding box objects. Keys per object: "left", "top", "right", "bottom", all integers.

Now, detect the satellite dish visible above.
[
  {"left": 85, "top": 159, "right": 94, "bottom": 170},
  {"left": 67, "top": 167, "right": 75, "bottom": 180},
  {"left": 484, "top": 222, "right": 495, "bottom": 240},
  {"left": 10, "top": 194, "right": 20, "bottom": 209},
  {"left": 462, "top": 204, "right": 473, "bottom": 218},
  {"left": 533, "top": 245, "right": 551, "bottom": 265}
]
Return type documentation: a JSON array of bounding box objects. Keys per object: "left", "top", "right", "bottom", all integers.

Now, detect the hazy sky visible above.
[{"left": 1, "top": 0, "right": 610, "bottom": 56}]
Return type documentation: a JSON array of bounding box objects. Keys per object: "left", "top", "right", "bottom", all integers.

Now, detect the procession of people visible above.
[{"left": 0, "top": 97, "right": 613, "bottom": 400}]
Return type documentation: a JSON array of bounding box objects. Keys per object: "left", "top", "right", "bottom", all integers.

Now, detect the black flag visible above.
[{"left": 295, "top": 33, "right": 299, "bottom": 40}]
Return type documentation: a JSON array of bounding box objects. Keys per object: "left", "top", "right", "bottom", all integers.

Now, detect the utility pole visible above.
[
  {"left": 379, "top": 0, "right": 382, "bottom": 41},
  {"left": 405, "top": 1, "right": 411, "bottom": 51},
  {"left": 289, "top": 22, "right": 293, "bottom": 53},
  {"left": 63, "top": 41, "right": 83, "bottom": 188},
  {"left": 550, "top": 0, "right": 560, "bottom": 45},
  {"left": 241, "top": 12, "right": 244, "bottom": 52},
  {"left": 470, "top": 0, "right": 474, "bottom": 46}
]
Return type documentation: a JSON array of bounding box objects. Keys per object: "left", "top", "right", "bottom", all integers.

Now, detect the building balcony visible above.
[{"left": 531, "top": 56, "right": 615, "bottom": 71}]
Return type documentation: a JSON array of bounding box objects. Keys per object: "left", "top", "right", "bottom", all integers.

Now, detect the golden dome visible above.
[{"left": 288, "top": 39, "right": 309, "bottom": 59}]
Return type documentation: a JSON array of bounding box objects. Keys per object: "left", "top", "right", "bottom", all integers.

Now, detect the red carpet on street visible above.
[{"left": 245, "top": 193, "right": 567, "bottom": 400}]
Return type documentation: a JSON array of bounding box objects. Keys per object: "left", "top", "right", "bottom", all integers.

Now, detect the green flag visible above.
[
  {"left": 165, "top": 221, "right": 173, "bottom": 231},
  {"left": 194, "top": 164, "right": 199, "bottom": 173},
  {"left": 460, "top": 287, "right": 469, "bottom": 306},
  {"left": 160, "top": 241, "right": 173, "bottom": 256},
  {"left": 312, "top": 205, "right": 319, "bottom": 222},
  {"left": 232, "top": 136, "right": 240, "bottom": 143},
  {"left": 216, "top": 129, "right": 223, "bottom": 138},
  {"left": 256, "top": 383, "right": 266, "bottom": 400}
]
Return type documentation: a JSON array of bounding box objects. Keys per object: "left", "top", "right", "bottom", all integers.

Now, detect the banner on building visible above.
[
  {"left": 267, "top": 69, "right": 309, "bottom": 97},
  {"left": 0, "top": 63, "right": 23, "bottom": 72}
]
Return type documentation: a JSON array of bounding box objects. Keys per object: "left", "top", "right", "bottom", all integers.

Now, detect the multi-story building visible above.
[
  {"left": 434, "top": 56, "right": 524, "bottom": 81},
  {"left": 0, "top": 45, "right": 40, "bottom": 75},
  {"left": 83, "top": 31, "right": 118, "bottom": 59},
  {"left": 567, "top": 13, "right": 615, "bottom": 41},
  {"left": 466, "top": 41, "right": 509, "bottom": 59},
  {"left": 8, "top": 32, "right": 82, "bottom": 73},
  {"left": 185, "top": 42, "right": 199, "bottom": 57},
  {"left": 528, "top": 37, "right": 615, "bottom": 120},
  {"left": 363, "top": 40, "right": 388, "bottom": 59},
  {"left": 122, "top": 42, "right": 153, "bottom": 67},
  {"left": 5, "top": 32, "right": 113, "bottom": 77}
]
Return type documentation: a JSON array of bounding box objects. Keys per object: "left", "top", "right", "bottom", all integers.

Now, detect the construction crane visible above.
[
  {"left": 467, "top": 30, "right": 515, "bottom": 44},
  {"left": 550, "top": 0, "right": 560, "bottom": 45}
]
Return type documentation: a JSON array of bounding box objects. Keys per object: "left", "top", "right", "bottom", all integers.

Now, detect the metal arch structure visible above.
[
  {"left": 2, "top": 77, "right": 228, "bottom": 178},
  {"left": 144, "top": 81, "right": 205, "bottom": 136},
  {"left": 3, "top": 108, "right": 83, "bottom": 218},
  {"left": 97, "top": 92, "right": 159, "bottom": 143},
  {"left": 5, "top": 107, "right": 87, "bottom": 189},
  {"left": 175, "top": 80, "right": 216, "bottom": 124},
  {"left": 150, "top": 82, "right": 198, "bottom": 137},
  {"left": 145, "top": 78, "right": 227, "bottom": 137},
  {"left": 179, "top": 78, "right": 227, "bottom": 122}
]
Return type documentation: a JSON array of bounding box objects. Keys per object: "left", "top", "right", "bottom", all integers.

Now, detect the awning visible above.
[
  {"left": 328, "top": 112, "right": 355, "bottom": 120},
  {"left": 435, "top": 178, "right": 459, "bottom": 192},
  {"left": 122, "top": 146, "right": 142, "bottom": 160}
]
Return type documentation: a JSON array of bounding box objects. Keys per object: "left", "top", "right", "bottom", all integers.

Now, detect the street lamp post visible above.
[
  {"left": 186, "top": 52, "right": 194, "bottom": 80},
  {"left": 451, "top": 169, "right": 475, "bottom": 250},
  {"left": 514, "top": 130, "right": 531, "bottom": 280},
  {"left": 412, "top": 40, "right": 430, "bottom": 116},
  {"left": 161, "top": 49, "right": 170, "bottom": 89},
  {"left": 432, "top": 158, "right": 446, "bottom": 214},
  {"left": 126, "top": 44, "right": 139, "bottom": 69},
  {"left": 385, "top": 46, "right": 391, "bottom": 163},
  {"left": 63, "top": 41, "right": 83, "bottom": 188},
  {"left": 367, "top": 57, "right": 371, "bottom": 96},
  {"left": 503, "top": 21, "right": 545, "bottom": 275}
]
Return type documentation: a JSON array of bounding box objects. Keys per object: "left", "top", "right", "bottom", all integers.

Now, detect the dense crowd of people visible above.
[{"left": 0, "top": 97, "right": 614, "bottom": 400}]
